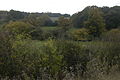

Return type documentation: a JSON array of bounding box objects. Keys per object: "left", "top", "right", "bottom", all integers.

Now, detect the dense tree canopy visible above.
[
  {"left": 71, "top": 6, "right": 120, "bottom": 30},
  {"left": 3, "top": 21, "right": 33, "bottom": 36},
  {"left": 102, "top": 6, "right": 120, "bottom": 29},
  {"left": 71, "top": 6, "right": 91, "bottom": 28},
  {"left": 0, "top": 10, "right": 70, "bottom": 26},
  {"left": 84, "top": 7, "right": 105, "bottom": 37}
]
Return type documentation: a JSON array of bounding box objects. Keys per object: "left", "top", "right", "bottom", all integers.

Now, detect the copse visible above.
[
  {"left": 58, "top": 16, "right": 71, "bottom": 32},
  {"left": 71, "top": 6, "right": 90, "bottom": 28},
  {"left": 3, "top": 21, "right": 34, "bottom": 36},
  {"left": 71, "top": 6, "right": 120, "bottom": 30},
  {"left": 102, "top": 6, "right": 120, "bottom": 30},
  {"left": 7, "top": 10, "right": 27, "bottom": 21},
  {"left": 58, "top": 17, "right": 71, "bottom": 27},
  {"left": 24, "top": 14, "right": 53, "bottom": 27},
  {"left": 71, "top": 28, "right": 90, "bottom": 41},
  {"left": 84, "top": 7, "right": 106, "bottom": 38}
]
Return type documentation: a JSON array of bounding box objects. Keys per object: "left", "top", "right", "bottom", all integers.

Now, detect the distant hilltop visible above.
[
  {"left": 0, "top": 10, "right": 70, "bottom": 24},
  {"left": 30, "top": 12, "right": 70, "bottom": 22}
]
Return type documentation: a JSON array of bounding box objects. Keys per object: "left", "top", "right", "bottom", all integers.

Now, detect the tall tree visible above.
[
  {"left": 102, "top": 6, "right": 120, "bottom": 30},
  {"left": 84, "top": 7, "right": 105, "bottom": 37},
  {"left": 3, "top": 21, "right": 33, "bottom": 36},
  {"left": 71, "top": 6, "right": 93, "bottom": 28},
  {"left": 8, "top": 10, "right": 26, "bottom": 21},
  {"left": 24, "top": 14, "right": 53, "bottom": 27}
]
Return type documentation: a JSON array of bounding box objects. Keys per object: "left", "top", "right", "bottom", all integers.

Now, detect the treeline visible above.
[
  {"left": 1, "top": 6, "right": 120, "bottom": 30},
  {"left": 71, "top": 6, "right": 120, "bottom": 30},
  {"left": 0, "top": 6, "right": 120, "bottom": 41},
  {"left": 0, "top": 9, "right": 70, "bottom": 25}
]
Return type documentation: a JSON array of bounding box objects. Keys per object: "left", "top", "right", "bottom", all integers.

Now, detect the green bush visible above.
[
  {"left": 3, "top": 21, "right": 34, "bottom": 36},
  {"left": 71, "top": 28, "right": 91, "bottom": 41},
  {"left": 0, "top": 28, "right": 120, "bottom": 80}
]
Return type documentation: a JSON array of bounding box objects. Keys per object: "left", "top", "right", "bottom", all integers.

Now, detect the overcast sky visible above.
[{"left": 0, "top": 0, "right": 120, "bottom": 14}]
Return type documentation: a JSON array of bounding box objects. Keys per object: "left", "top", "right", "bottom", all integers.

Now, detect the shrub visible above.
[
  {"left": 71, "top": 28, "right": 90, "bottom": 41},
  {"left": 3, "top": 21, "right": 34, "bottom": 36}
]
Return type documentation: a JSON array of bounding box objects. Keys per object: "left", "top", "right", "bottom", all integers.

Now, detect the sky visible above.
[{"left": 0, "top": 0, "right": 120, "bottom": 15}]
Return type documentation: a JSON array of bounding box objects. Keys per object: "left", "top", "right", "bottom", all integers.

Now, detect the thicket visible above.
[{"left": 0, "top": 30, "right": 120, "bottom": 80}]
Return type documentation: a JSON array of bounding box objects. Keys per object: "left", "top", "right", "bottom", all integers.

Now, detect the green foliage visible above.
[
  {"left": 102, "top": 29, "right": 120, "bottom": 42},
  {"left": 24, "top": 14, "right": 53, "bottom": 27},
  {"left": 42, "top": 39, "right": 64, "bottom": 79},
  {"left": 4, "top": 21, "right": 33, "bottom": 36},
  {"left": 41, "top": 26, "right": 58, "bottom": 31},
  {"left": 71, "top": 6, "right": 91, "bottom": 28},
  {"left": 0, "top": 31, "right": 14, "bottom": 78},
  {"left": 0, "top": 33, "right": 120, "bottom": 80},
  {"left": 8, "top": 10, "right": 26, "bottom": 21},
  {"left": 58, "top": 17, "right": 72, "bottom": 33},
  {"left": 71, "top": 6, "right": 120, "bottom": 30},
  {"left": 57, "top": 41, "right": 90, "bottom": 75},
  {"left": 102, "top": 6, "right": 120, "bottom": 30},
  {"left": 71, "top": 28, "right": 90, "bottom": 41},
  {"left": 12, "top": 39, "right": 43, "bottom": 79},
  {"left": 0, "top": 31, "right": 43, "bottom": 79},
  {"left": 58, "top": 17, "right": 71, "bottom": 27},
  {"left": 84, "top": 7, "right": 105, "bottom": 37},
  {"left": 30, "top": 27, "right": 44, "bottom": 40},
  {"left": 1, "top": 6, "right": 120, "bottom": 80},
  {"left": 0, "top": 10, "right": 70, "bottom": 26}
]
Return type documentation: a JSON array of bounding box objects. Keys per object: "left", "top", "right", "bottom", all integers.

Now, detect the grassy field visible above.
[
  {"left": 41, "top": 26, "right": 59, "bottom": 31},
  {"left": 41, "top": 26, "right": 79, "bottom": 33}
]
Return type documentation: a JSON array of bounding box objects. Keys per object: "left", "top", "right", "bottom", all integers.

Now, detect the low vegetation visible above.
[{"left": 0, "top": 5, "right": 120, "bottom": 80}]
